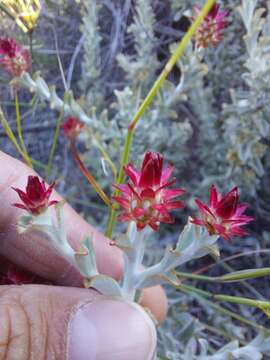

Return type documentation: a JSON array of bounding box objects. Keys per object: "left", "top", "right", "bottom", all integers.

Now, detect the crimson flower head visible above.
[
  {"left": 0, "top": 37, "right": 31, "bottom": 77},
  {"left": 191, "top": 185, "right": 254, "bottom": 241},
  {"left": 61, "top": 117, "right": 85, "bottom": 140},
  {"left": 12, "top": 176, "right": 58, "bottom": 215},
  {"left": 114, "top": 151, "right": 185, "bottom": 231},
  {"left": 193, "top": 3, "right": 228, "bottom": 48}
]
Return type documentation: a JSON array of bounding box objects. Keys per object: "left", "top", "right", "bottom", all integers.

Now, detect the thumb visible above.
[{"left": 0, "top": 285, "right": 157, "bottom": 360}]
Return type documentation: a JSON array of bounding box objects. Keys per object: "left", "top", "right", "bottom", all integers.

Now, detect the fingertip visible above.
[
  {"left": 0, "top": 150, "right": 124, "bottom": 285},
  {"left": 140, "top": 285, "right": 168, "bottom": 324},
  {"left": 68, "top": 298, "right": 157, "bottom": 360}
]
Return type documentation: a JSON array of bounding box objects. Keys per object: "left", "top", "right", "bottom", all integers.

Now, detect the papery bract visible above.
[
  {"left": 191, "top": 185, "right": 254, "bottom": 240},
  {"left": 0, "top": 37, "right": 31, "bottom": 77},
  {"left": 193, "top": 3, "right": 228, "bottom": 48},
  {"left": 12, "top": 175, "right": 58, "bottom": 215},
  {"left": 61, "top": 117, "right": 85, "bottom": 140},
  {"left": 114, "top": 151, "right": 185, "bottom": 231}
]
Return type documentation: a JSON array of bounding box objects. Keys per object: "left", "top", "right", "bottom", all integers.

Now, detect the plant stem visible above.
[
  {"left": 15, "top": 93, "right": 33, "bottom": 168},
  {"left": 0, "top": 106, "right": 32, "bottom": 166},
  {"left": 178, "top": 283, "right": 270, "bottom": 335},
  {"left": 31, "top": 158, "right": 51, "bottom": 171},
  {"left": 105, "top": 129, "right": 133, "bottom": 237},
  {"left": 179, "top": 282, "right": 270, "bottom": 315},
  {"left": 105, "top": 0, "right": 216, "bottom": 238},
  {"left": 46, "top": 107, "right": 64, "bottom": 180},
  {"left": 213, "top": 257, "right": 265, "bottom": 300},
  {"left": 214, "top": 294, "right": 270, "bottom": 310},
  {"left": 121, "top": 227, "right": 146, "bottom": 301},
  {"left": 176, "top": 267, "right": 270, "bottom": 283},
  {"left": 70, "top": 139, "right": 113, "bottom": 209},
  {"left": 176, "top": 271, "right": 216, "bottom": 282}
]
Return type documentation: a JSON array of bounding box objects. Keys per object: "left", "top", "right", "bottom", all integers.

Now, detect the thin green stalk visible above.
[
  {"left": 106, "top": 129, "right": 133, "bottom": 237},
  {"left": 105, "top": 0, "right": 216, "bottom": 238},
  {"left": 0, "top": 106, "right": 32, "bottom": 166},
  {"left": 195, "top": 249, "right": 270, "bottom": 300},
  {"left": 180, "top": 280, "right": 270, "bottom": 313},
  {"left": 178, "top": 283, "right": 270, "bottom": 335},
  {"left": 31, "top": 158, "right": 49, "bottom": 171},
  {"left": 46, "top": 107, "right": 64, "bottom": 181},
  {"left": 180, "top": 283, "right": 211, "bottom": 298},
  {"left": 214, "top": 294, "right": 270, "bottom": 310},
  {"left": 176, "top": 267, "right": 270, "bottom": 283},
  {"left": 217, "top": 267, "right": 270, "bottom": 282},
  {"left": 213, "top": 256, "right": 265, "bottom": 300},
  {"left": 195, "top": 250, "right": 270, "bottom": 276},
  {"left": 15, "top": 93, "right": 33, "bottom": 168},
  {"left": 176, "top": 271, "right": 216, "bottom": 282}
]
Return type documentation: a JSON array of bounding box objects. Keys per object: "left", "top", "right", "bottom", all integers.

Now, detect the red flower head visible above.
[
  {"left": 191, "top": 185, "right": 254, "bottom": 240},
  {"left": 114, "top": 151, "right": 185, "bottom": 231},
  {"left": 61, "top": 117, "right": 85, "bottom": 140},
  {"left": 193, "top": 3, "right": 228, "bottom": 48},
  {"left": 12, "top": 176, "right": 58, "bottom": 215},
  {"left": 0, "top": 37, "right": 31, "bottom": 77}
]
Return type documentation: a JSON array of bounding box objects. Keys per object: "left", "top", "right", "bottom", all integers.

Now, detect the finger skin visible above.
[
  {"left": 0, "top": 151, "right": 168, "bottom": 323},
  {"left": 139, "top": 285, "right": 168, "bottom": 325},
  {"left": 0, "top": 151, "right": 123, "bottom": 284},
  {"left": 0, "top": 284, "right": 157, "bottom": 360}
]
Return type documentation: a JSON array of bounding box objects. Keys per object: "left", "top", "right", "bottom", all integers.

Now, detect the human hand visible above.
[{"left": 0, "top": 151, "right": 167, "bottom": 360}]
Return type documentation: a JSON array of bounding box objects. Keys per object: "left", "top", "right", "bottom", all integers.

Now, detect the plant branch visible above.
[
  {"left": 178, "top": 283, "right": 270, "bottom": 335},
  {"left": 46, "top": 106, "right": 64, "bottom": 180},
  {"left": 15, "top": 93, "right": 33, "bottom": 168},
  {"left": 105, "top": 0, "right": 217, "bottom": 238},
  {"left": 70, "top": 139, "right": 113, "bottom": 209},
  {"left": 0, "top": 106, "right": 32, "bottom": 166},
  {"left": 176, "top": 267, "right": 270, "bottom": 283},
  {"left": 19, "top": 72, "right": 94, "bottom": 125}
]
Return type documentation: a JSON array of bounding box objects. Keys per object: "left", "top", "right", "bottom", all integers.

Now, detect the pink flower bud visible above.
[
  {"left": 12, "top": 175, "right": 58, "bottom": 215},
  {"left": 61, "top": 117, "right": 85, "bottom": 140},
  {"left": 193, "top": 3, "right": 228, "bottom": 49},
  {"left": 0, "top": 37, "right": 31, "bottom": 77}
]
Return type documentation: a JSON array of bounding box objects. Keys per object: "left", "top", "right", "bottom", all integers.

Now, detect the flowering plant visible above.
[
  {"left": 13, "top": 175, "right": 58, "bottom": 214},
  {"left": 12, "top": 152, "right": 254, "bottom": 301},
  {"left": 0, "top": 37, "right": 31, "bottom": 77},
  {"left": 114, "top": 151, "right": 185, "bottom": 231},
  {"left": 1, "top": 0, "right": 270, "bottom": 358},
  {"left": 191, "top": 185, "right": 254, "bottom": 240},
  {"left": 193, "top": 4, "right": 228, "bottom": 49}
]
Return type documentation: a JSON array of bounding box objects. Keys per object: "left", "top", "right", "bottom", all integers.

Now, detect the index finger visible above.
[{"left": 0, "top": 151, "right": 123, "bottom": 285}]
